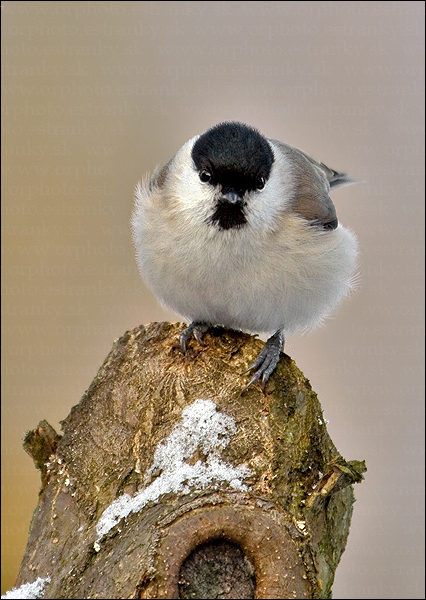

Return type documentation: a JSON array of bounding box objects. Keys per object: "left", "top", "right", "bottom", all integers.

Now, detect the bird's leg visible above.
[
  {"left": 245, "top": 330, "right": 284, "bottom": 390},
  {"left": 179, "top": 321, "right": 210, "bottom": 353}
]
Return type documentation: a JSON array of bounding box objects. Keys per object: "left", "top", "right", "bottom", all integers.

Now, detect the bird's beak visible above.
[{"left": 220, "top": 190, "right": 244, "bottom": 204}]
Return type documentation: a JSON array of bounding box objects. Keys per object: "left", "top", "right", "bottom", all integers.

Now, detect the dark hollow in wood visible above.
[{"left": 179, "top": 539, "right": 255, "bottom": 599}]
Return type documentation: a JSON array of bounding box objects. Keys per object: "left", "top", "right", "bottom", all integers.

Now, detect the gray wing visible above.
[
  {"left": 291, "top": 146, "right": 354, "bottom": 190},
  {"left": 148, "top": 159, "right": 172, "bottom": 191},
  {"left": 270, "top": 139, "right": 353, "bottom": 229}
]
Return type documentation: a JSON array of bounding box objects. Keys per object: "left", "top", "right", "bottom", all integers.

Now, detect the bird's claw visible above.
[
  {"left": 179, "top": 322, "right": 210, "bottom": 353},
  {"left": 244, "top": 330, "right": 284, "bottom": 390}
]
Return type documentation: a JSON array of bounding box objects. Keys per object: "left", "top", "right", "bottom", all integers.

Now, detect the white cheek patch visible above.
[
  {"left": 246, "top": 157, "right": 295, "bottom": 232},
  {"left": 168, "top": 139, "right": 217, "bottom": 225}
]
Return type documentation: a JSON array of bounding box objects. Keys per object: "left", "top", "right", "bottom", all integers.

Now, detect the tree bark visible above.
[{"left": 16, "top": 322, "right": 365, "bottom": 599}]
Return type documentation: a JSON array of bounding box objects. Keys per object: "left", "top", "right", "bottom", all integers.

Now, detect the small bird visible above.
[{"left": 132, "top": 122, "right": 358, "bottom": 388}]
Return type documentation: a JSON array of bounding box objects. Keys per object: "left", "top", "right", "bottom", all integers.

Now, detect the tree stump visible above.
[{"left": 15, "top": 322, "right": 365, "bottom": 599}]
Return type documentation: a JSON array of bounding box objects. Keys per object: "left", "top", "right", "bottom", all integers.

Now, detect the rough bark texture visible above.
[{"left": 16, "top": 322, "right": 366, "bottom": 599}]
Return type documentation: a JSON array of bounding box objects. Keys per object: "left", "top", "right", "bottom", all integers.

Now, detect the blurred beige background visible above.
[{"left": 1, "top": 1, "right": 424, "bottom": 597}]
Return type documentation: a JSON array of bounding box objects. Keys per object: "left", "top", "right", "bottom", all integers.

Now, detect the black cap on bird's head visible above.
[{"left": 191, "top": 122, "right": 275, "bottom": 197}]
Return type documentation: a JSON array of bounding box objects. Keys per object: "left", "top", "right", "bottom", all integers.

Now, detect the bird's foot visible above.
[
  {"left": 179, "top": 321, "right": 210, "bottom": 353},
  {"left": 245, "top": 330, "right": 284, "bottom": 390}
]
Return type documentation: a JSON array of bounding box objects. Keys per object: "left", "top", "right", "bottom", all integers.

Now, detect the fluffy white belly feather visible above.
[{"left": 133, "top": 188, "right": 357, "bottom": 335}]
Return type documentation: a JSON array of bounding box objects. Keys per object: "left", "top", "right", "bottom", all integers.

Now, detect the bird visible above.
[{"left": 131, "top": 121, "right": 358, "bottom": 388}]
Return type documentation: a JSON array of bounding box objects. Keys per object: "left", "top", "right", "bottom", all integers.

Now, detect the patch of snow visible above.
[
  {"left": 95, "top": 399, "right": 250, "bottom": 542},
  {"left": 1, "top": 576, "right": 51, "bottom": 599}
]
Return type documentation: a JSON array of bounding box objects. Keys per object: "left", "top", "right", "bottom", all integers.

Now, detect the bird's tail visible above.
[{"left": 326, "top": 169, "right": 358, "bottom": 189}]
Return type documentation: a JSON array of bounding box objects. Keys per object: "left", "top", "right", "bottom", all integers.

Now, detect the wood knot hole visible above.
[{"left": 178, "top": 538, "right": 255, "bottom": 599}]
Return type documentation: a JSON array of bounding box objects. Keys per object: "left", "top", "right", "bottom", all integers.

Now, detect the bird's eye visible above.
[
  {"left": 256, "top": 176, "right": 265, "bottom": 190},
  {"left": 199, "top": 169, "right": 212, "bottom": 183}
]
